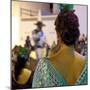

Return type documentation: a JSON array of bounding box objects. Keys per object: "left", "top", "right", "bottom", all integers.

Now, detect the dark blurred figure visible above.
[
  {"left": 11, "top": 45, "right": 21, "bottom": 72},
  {"left": 75, "top": 34, "right": 87, "bottom": 56},
  {"left": 24, "top": 36, "right": 32, "bottom": 51},
  {"left": 80, "top": 34, "right": 87, "bottom": 56},
  {"left": 50, "top": 3, "right": 53, "bottom": 13},
  {"left": 44, "top": 43, "right": 50, "bottom": 57},
  {"left": 80, "top": 34, "right": 86, "bottom": 47}
]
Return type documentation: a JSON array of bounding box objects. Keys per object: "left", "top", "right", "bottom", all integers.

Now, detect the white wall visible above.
[
  {"left": 12, "top": 1, "right": 20, "bottom": 48},
  {"left": 12, "top": 16, "right": 20, "bottom": 48},
  {"left": 20, "top": 20, "right": 37, "bottom": 46},
  {"left": 43, "top": 19, "right": 57, "bottom": 46},
  {"left": 74, "top": 5, "right": 87, "bottom": 36}
]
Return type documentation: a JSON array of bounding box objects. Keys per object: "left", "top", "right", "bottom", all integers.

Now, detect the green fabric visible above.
[
  {"left": 19, "top": 47, "right": 29, "bottom": 57},
  {"left": 32, "top": 58, "right": 87, "bottom": 88},
  {"left": 59, "top": 4, "right": 74, "bottom": 12}
]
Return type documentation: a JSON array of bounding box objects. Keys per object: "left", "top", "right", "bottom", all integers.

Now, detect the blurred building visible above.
[{"left": 12, "top": 0, "right": 87, "bottom": 48}]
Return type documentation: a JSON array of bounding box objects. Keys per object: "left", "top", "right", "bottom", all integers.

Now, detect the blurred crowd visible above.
[{"left": 75, "top": 34, "right": 87, "bottom": 56}]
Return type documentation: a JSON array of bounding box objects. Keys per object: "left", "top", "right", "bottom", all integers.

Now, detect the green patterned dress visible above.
[{"left": 32, "top": 58, "right": 87, "bottom": 88}]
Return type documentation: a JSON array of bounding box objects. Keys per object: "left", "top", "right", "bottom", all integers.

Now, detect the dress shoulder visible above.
[
  {"left": 75, "top": 61, "right": 88, "bottom": 85},
  {"left": 32, "top": 58, "right": 49, "bottom": 88},
  {"left": 32, "top": 58, "right": 68, "bottom": 88}
]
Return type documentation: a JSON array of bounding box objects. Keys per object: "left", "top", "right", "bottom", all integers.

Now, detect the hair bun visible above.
[
  {"left": 55, "top": 9, "right": 80, "bottom": 45},
  {"left": 63, "top": 11, "right": 79, "bottom": 29}
]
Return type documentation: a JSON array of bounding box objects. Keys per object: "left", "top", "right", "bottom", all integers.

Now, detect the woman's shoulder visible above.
[
  {"left": 73, "top": 51, "right": 87, "bottom": 83},
  {"left": 75, "top": 60, "right": 88, "bottom": 85},
  {"left": 74, "top": 51, "right": 86, "bottom": 64},
  {"left": 74, "top": 51, "right": 87, "bottom": 71}
]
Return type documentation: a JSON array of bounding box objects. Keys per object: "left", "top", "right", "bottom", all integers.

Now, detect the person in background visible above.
[
  {"left": 80, "top": 34, "right": 87, "bottom": 56},
  {"left": 32, "top": 4, "right": 87, "bottom": 88},
  {"left": 75, "top": 34, "right": 87, "bottom": 56},
  {"left": 75, "top": 41, "right": 82, "bottom": 54},
  {"left": 12, "top": 45, "right": 19, "bottom": 61},
  {"left": 11, "top": 45, "right": 21, "bottom": 72},
  {"left": 24, "top": 36, "right": 32, "bottom": 51},
  {"left": 80, "top": 34, "right": 86, "bottom": 47},
  {"left": 12, "top": 47, "right": 34, "bottom": 89},
  {"left": 44, "top": 43, "right": 50, "bottom": 57},
  {"left": 84, "top": 37, "right": 88, "bottom": 56},
  {"left": 32, "top": 21, "right": 46, "bottom": 61},
  {"left": 50, "top": 3, "right": 53, "bottom": 13}
]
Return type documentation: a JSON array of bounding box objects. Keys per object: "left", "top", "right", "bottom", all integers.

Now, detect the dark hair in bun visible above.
[{"left": 55, "top": 10, "right": 80, "bottom": 45}]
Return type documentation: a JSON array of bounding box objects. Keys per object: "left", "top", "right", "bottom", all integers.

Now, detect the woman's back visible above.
[
  {"left": 32, "top": 44, "right": 87, "bottom": 87},
  {"left": 49, "top": 51, "right": 86, "bottom": 85},
  {"left": 50, "top": 44, "right": 86, "bottom": 84},
  {"left": 32, "top": 58, "right": 87, "bottom": 88}
]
